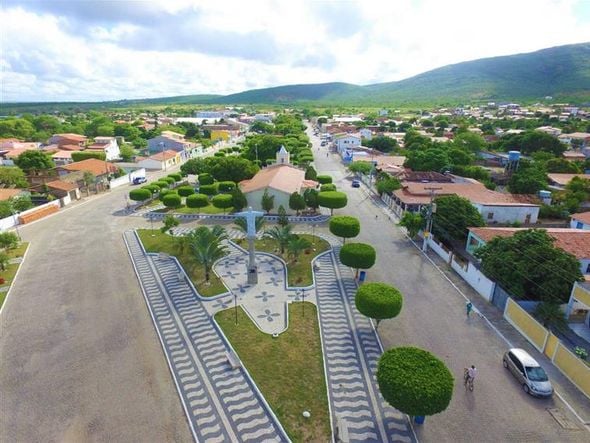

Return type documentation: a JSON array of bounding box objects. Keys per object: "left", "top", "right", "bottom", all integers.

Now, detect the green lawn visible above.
[
  {"left": 0, "top": 242, "right": 29, "bottom": 309},
  {"left": 235, "top": 234, "right": 330, "bottom": 286},
  {"left": 216, "top": 304, "right": 330, "bottom": 442},
  {"left": 137, "top": 229, "right": 227, "bottom": 297}
]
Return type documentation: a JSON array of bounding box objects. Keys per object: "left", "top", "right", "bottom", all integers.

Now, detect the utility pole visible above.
[{"left": 422, "top": 187, "right": 442, "bottom": 252}]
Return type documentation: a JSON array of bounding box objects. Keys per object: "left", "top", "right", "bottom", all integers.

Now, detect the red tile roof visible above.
[
  {"left": 46, "top": 180, "right": 78, "bottom": 192},
  {"left": 149, "top": 150, "right": 178, "bottom": 161},
  {"left": 0, "top": 189, "right": 24, "bottom": 201},
  {"left": 394, "top": 181, "right": 539, "bottom": 206},
  {"left": 469, "top": 227, "right": 590, "bottom": 259},
  {"left": 547, "top": 173, "right": 590, "bottom": 186},
  {"left": 240, "top": 164, "right": 318, "bottom": 194},
  {"left": 61, "top": 158, "right": 118, "bottom": 176},
  {"left": 53, "top": 133, "right": 87, "bottom": 142},
  {"left": 571, "top": 212, "right": 590, "bottom": 225}
]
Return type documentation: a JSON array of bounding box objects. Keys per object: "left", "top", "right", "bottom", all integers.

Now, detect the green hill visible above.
[{"left": 213, "top": 42, "right": 590, "bottom": 105}]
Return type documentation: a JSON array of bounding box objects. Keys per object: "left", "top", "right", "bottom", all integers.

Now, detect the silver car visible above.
[{"left": 503, "top": 348, "right": 553, "bottom": 397}]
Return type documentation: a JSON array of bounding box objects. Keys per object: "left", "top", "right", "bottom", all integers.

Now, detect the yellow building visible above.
[{"left": 210, "top": 129, "right": 230, "bottom": 142}]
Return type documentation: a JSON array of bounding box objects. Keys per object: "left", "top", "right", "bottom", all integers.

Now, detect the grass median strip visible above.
[
  {"left": 215, "top": 303, "right": 330, "bottom": 442},
  {"left": 136, "top": 229, "right": 227, "bottom": 297}
]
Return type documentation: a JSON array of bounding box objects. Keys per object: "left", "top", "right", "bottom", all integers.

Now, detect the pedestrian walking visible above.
[
  {"left": 466, "top": 301, "right": 473, "bottom": 317},
  {"left": 326, "top": 152, "right": 329, "bottom": 157},
  {"left": 375, "top": 214, "right": 378, "bottom": 220}
]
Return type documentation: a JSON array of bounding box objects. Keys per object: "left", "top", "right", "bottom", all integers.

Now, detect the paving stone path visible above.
[
  {"left": 124, "top": 230, "right": 288, "bottom": 442},
  {"left": 314, "top": 244, "right": 415, "bottom": 443}
]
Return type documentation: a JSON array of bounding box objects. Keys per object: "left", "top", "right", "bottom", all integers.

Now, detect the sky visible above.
[{"left": 1, "top": 0, "right": 590, "bottom": 102}]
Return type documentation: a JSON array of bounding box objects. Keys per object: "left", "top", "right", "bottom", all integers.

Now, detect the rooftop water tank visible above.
[{"left": 508, "top": 151, "right": 521, "bottom": 161}]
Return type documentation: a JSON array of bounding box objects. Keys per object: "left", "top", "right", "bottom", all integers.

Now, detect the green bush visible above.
[
  {"left": 162, "top": 176, "right": 175, "bottom": 185},
  {"left": 316, "top": 175, "right": 333, "bottom": 184},
  {"left": 198, "top": 173, "right": 214, "bottom": 185},
  {"left": 377, "top": 347, "right": 454, "bottom": 417},
  {"left": 167, "top": 173, "right": 182, "bottom": 182},
  {"left": 162, "top": 193, "right": 182, "bottom": 209},
  {"left": 320, "top": 184, "right": 336, "bottom": 192},
  {"left": 142, "top": 184, "right": 160, "bottom": 194},
  {"left": 129, "top": 188, "right": 152, "bottom": 202},
  {"left": 186, "top": 193, "right": 209, "bottom": 208},
  {"left": 329, "top": 216, "right": 360, "bottom": 243},
  {"left": 339, "top": 242, "right": 376, "bottom": 270},
  {"left": 355, "top": 283, "right": 403, "bottom": 326},
  {"left": 177, "top": 186, "right": 195, "bottom": 197},
  {"left": 152, "top": 180, "right": 169, "bottom": 189},
  {"left": 218, "top": 181, "right": 237, "bottom": 192},
  {"left": 211, "top": 194, "right": 234, "bottom": 212},
  {"left": 214, "top": 152, "right": 225, "bottom": 157},
  {"left": 199, "top": 183, "right": 218, "bottom": 196},
  {"left": 71, "top": 151, "right": 106, "bottom": 162},
  {"left": 158, "top": 189, "right": 177, "bottom": 201}
]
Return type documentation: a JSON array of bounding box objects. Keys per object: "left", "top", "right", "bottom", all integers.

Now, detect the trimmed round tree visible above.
[
  {"left": 163, "top": 176, "right": 175, "bottom": 185},
  {"left": 377, "top": 347, "right": 454, "bottom": 418},
  {"left": 177, "top": 185, "right": 195, "bottom": 197},
  {"left": 211, "top": 194, "right": 233, "bottom": 213},
  {"left": 339, "top": 242, "right": 376, "bottom": 278},
  {"left": 288, "top": 192, "right": 306, "bottom": 215},
  {"left": 167, "top": 173, "right": 182, "bottom": 182},
  {"left": 162, "top": 193, "right": 182, "bottom": 209},
  {"left": 218, "top": 181, "right": 236, "bottom": 193},
  {"left": 129, "top": 188, "right": 151, "bottom": 202},
  {"left": 329, "top": 216, "right": 360, "bottom": 244},
  {"left": 142, "top": 184, "right": 160, "bottom": 194},
  {"left": 198, "top": 173, "right": 214, "bottom": 185},
  {"left": 355, "top": 283, "right": 403, "bottom": 328},
  {"left": 317, "top": 175, "right": 333, "bottom": 184},
  {"left": 320, "top": 183, "right": 336, "bottom": 192},
  {"left": 186, "top": 193, "right": 209, "bottom": 209},
  {"left": 153, "top": 180, "right": 169, "bottom": 189},
  {"left": 159, "top": 188, "right": 176, "bottom": 201},
  {"left": 199, "top": 183, "right": 218, "bottom": 196},
  {"left": 318, "top": 191, "right": 348, "bottom": 215}
]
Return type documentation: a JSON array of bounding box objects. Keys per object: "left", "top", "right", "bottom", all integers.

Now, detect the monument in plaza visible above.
[{"left": 235, "top": 207, "right": 264, "bottom": 284}]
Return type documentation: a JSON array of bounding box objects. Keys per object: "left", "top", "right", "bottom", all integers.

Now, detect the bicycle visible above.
[{"left": 464, "top": 368, "right": 474, "bottom": 391}]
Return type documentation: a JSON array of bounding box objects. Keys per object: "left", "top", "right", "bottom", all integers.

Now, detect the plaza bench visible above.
[
  {"left": 226, "top": 351, "right": 241, "bottom": 370},
  {"left": 313, "top": 262, "right": 321, "bottom": 271},
  {"left": 336, "top": 416, "right": 350, "bottom": 443},
  {"left": 158, "top": 252, "right": 170, "bottom": 260},
  {"left": 177, "top": 272, "right": 185, "bottom": 282}
]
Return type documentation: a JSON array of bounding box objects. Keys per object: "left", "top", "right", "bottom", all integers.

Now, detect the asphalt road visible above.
[
  {"left": 308, "top": 125, "right": 589, "bottom": 442},
  {"left": 0, "top": 181, "right": 193, "bottom": 442}
]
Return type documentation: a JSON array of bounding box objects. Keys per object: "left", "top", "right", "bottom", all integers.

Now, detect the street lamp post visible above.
[
  {"left": 150, "top": 214, "right": 155, "bottom": 236},
  {"left": 301, "top": 288, "right": 305, "bottom": 318},
  {"left": 233, "top": 291, "right": 238, "bottom": 325},
  {"left": 159, "top": 142, "right": 166, "bottom": 171},
  {"left": 12, "top": 209, "right": 21, "bottom": 240}
]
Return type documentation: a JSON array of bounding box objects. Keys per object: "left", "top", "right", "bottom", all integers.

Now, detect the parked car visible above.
[
  {"left": 351, "top": 179, "right": 360, "bottom": 188},
  {"left": 132, "top": 176, "right": 147, "bottom": 185},
  {"left": 502, "top": 348, "right": 553, "bottom": 397}
]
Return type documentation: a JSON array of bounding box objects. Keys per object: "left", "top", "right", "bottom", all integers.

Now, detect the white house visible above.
[
  {"left": 571, "top": 212, "right": 590, "bottom": 230},
  {"left": 388, "top": 180, "right": 540, "bottom": 224},
  {"left": 137, "top": 150, "right": 181, "bottom": 170},
  {"left": 86, "top": 136, "right": 120, "bottom": 161},
  {"left": 51, "top": 150, "right": 74, "bottom": 166},
  {"left": 334, "top": 133, "right": 361, "bottom": 154},
  {"left": 239, "top": 149, "right": 317, "bottom": 214},
  {"left": 359, "top": 128, "right": 373, "bottom": 140}
]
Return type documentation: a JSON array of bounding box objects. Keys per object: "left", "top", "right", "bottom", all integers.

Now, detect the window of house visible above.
[
  {"left": 586, "top": 263, "right": 590, "bottom": 274},
  {"left": 487, "top": 212, "right": 494, "bottom": 220}
]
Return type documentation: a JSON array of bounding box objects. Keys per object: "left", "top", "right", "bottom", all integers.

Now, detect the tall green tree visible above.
[
  {"left": 288, "top": 192, "right": 306, "bottom": 215},
  {"left": 188, "top": 226, "right": 227, "bottom": 282},
  {"left": 475, "top": 229, "right": 583, "bottom": 303},
  {"left": 348, "top": 161, "right": 373, "bottom": 175},
  {"left": 14, "top": 150, "right": 55, "bottom": 172},
  {"left": 0, "top": 232, "right": 19, "bottom": 251},
  {"left": 508, "top": 162, "right": 548, "bottom": 194},
  {"left": 339, "top": 242, "right": 376, "bottom": 278},
  {"left": 261, "top": 189, "right": 275, "bottom": 214},
  {"left": 432, "top": 195, "right": 484, "bottom": 242},
  {"left": 231, "top": 187, "right": 248, "bottom": 212},
  {"left": 303, "top": 188, "right": 319, "bottom": 212},
  {"left": 304, "top": 165, "right": 317, "bottom": 180},
  {"left": 0, "top": 167, "right": 28, "bottom": 188},
  {"left": 329, "top": 215, "right": 360, "bottom": 244},
  {"left": 161, "top": 214, "right": 179, "bottom": 233},
  {"left": 398, "top": 212, "right": 425, "bottom": 238}
]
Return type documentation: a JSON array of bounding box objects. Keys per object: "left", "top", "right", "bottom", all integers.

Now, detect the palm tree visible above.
[
  {"left": 188, "top": 226, "right": 227, "bottom": 282},
  {"left": 287, "top": 235, "right": 311, "bottom": 263},
  {"left": 264, "top": 225, "right": 293, "bottom": 255},
  {"left": 82, "top": 171, "right": 95, "bottom": 196},
  {"left": 234, "top": 216, "right": 265, "bottom": 236}
]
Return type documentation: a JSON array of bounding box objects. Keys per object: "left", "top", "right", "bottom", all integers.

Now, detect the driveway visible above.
[{"left": 308, "top": 123, "right": 589, "bottom": 442}]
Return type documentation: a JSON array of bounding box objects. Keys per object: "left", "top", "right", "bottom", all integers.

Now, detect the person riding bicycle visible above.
[{"left": 465, "top": 365, "right": 477, "bottom": 388}]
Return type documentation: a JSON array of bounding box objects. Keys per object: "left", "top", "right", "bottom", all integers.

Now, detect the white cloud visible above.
[{"left": 1, "top": 0, "right": 589, "bottom": 101}]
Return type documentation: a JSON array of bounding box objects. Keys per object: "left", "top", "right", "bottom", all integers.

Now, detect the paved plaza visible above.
[{"left": 126, "top": 224, "right": 415, "bottom": 442}]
